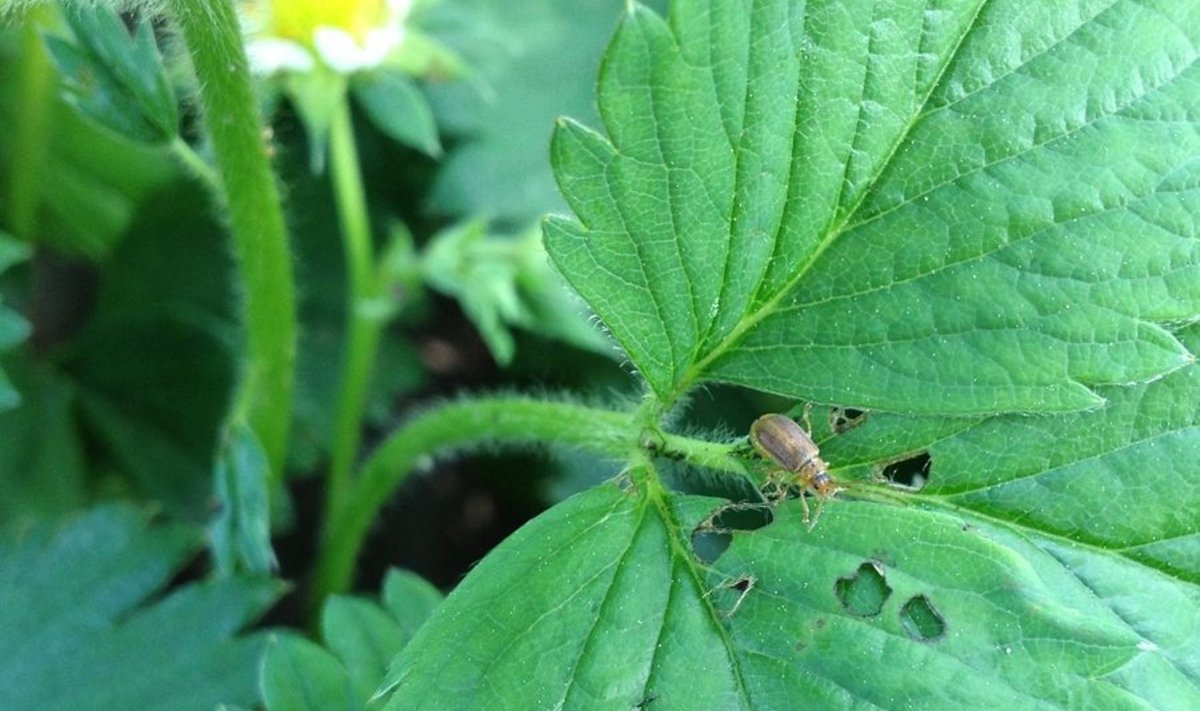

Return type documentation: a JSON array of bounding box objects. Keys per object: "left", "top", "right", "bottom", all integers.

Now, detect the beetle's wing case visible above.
[{"left": 750, "top": 414, "right": 820, "bottom": 472}]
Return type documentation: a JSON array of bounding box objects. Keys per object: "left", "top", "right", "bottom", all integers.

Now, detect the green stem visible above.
[
  {"left": 313, "top": 396, "right": 639, "bottom": 604},
  {"left": 170, "top": 0, "right": 296, "bottom": 481},
  {"left": 7, "top": 6, "right": 55, "bottom": 240},
  {"left": 325, "top": 99, "right": 381, "bottom": 526},
  {"left": 658, "top": 430, "right": 749, "bottom": 476}
]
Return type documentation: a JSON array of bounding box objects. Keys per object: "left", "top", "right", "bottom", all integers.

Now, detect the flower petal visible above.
[
  {"left": 246, "top": 37, "right": 314, "bottom": 74},
  {"left": 314, "top": 26, "right": 373, "bottom": 73}
]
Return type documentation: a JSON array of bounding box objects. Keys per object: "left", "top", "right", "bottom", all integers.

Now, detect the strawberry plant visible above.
[{"left": 1, "top": 0, "right": 1197, "bottom": 709}]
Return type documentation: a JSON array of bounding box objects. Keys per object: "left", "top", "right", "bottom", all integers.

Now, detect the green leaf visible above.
[
  {"left": 1, "top": 26, "right": 178, "bottom": 258},
  {"left": 0, "top": 308, "right": 27, "bottom": 353},
  {"left": 545, "top": 0, "right": 1200, "bottom": 414},
  {"left": 373, "top": 483, "right": 722, "bottom": 709},
  {"left": 377, "top": 384, "right": 1200, "bottom": 711},
  {"left": 261, "top": 569, "right": 440, "bottom": 709},
  {"left": 805, "top": 325, "right": 1200, "bottom": 583},
  {"left": 0, "top": 363, "right": 19, "bottom": 413},
  {"left": 0, "top": 231, "right": 29, "bottom": 273},
  {"left": 379, "top": 328, "right": 1200, "bottom": 707},
  {"left": 0, "top": 360, "right": 87, "bottom": 534},
  {"left": 0, "top": 365, "right": 18, "bottom": 411},
  {"left": 210, "top": 420, "right": 276, "bottom": 577},
  {"left": 905, "top": 323, "right": 1200, "bottom": 579},
  {"left": 0, "top": 231, "right": 30, "bottom": 411},
  {"left": 262, "top": 634, "right": 356, "bottom": 711},
  {"left": 352, "top": 70, "right": 441, "bottom": 157},
  {"left": 380, "top": 568, "right": 443, "bottom": 642},
  {"left": 63, "top": 185, "right": 239, "bottom": 516},
  {"left": 44, "top": 6, "right": 178, "bottom": 144},
  {"left": 321, "top": 596, "right": 406, "bottom": 706},
  {"left": 421, "top": 220, "right": 610, "bottom": 364},
  {"left": 0, "top": 505, "right": 282, "bottom": 711}
]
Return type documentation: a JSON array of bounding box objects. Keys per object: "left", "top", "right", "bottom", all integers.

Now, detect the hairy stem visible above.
[
  {"left": 7, "top": 6, "right": 55, "bottom": 241},
  {"left": 313, "top": 396, "right": 639, "bottom": 605},
  {"left": 170, "top": 0, "right": 296, "bottom": 481},
  {"left": 658, "top": 430, "right": 749, "bottom": 477}
]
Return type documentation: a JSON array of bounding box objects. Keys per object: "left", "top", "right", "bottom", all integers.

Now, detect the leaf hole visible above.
[
  {"left": 708, "top": 503, "right": 774, "bottom": 532},
  {"left": 691, "top": 503, "right": 773, "bottom": 564},
  {"left": 834, "top": 561, "right": 890, "bottom": 617},
  {"left": 690, "top": 529, "right": 730, "bottom": 564},
  {"left": 899, "top": 594, "right": 946, "bottom": 642},
  {"left": 881, "top": 452, "right": 932, "bottom": 489},
  {"left": 828, "top": 407, "right": 869, "bottom": 434},
  {"left": 710, "top": 574, "right": 756, "bottom": 618}
]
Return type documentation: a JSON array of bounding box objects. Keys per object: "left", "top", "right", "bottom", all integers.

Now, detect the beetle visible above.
[{"left": 750, "top": 412, "right": 841, "bottom": 527}]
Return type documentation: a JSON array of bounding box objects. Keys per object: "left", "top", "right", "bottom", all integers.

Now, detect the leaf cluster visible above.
[{"left": 1, "top": 0, "right": 1198, "bottom": 709}]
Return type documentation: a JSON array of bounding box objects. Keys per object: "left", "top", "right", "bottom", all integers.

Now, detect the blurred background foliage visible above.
[{"left": 0, "top": 0, "right": 769, "bottom": 606}]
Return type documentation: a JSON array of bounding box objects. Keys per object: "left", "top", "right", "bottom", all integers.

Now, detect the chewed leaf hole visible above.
[
  {"left": 900, "top": 594, "right": 946, "bottom": 642},
  {"left": 691, "top": 504, "right": 774, "bottom": 564},
  {"left": 835, "top": 561, "right": 890, "bottom": 617},
  {"left": 881, "top": 452, "right": 932, "bottom": 489},
  {"left": 709, "top": 504, "right": 774, "bottom": 532},
  {"left": 829, "top": 407, "right": 869, "bottom": 434},
  {"left": 709, "top": 575, "right": 756, "bottom": 618},
  {"left": 691, "top": 530, "right": 731, "bottom": 564}
]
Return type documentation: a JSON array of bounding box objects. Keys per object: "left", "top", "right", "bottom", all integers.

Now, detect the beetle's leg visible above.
[
  {"left": 757, "top": 467, "right": 784, "bottom": 503},
  {"left": 806, "top": 495, "right": 827, "bottom": 531},
  {"left": 797, "top": 487, "right": 811, "bottom": 523},
  {"left": 751, "top": 472, "right": 777, "bottom": 505}
]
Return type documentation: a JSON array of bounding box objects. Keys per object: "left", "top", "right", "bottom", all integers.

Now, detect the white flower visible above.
[{"left": 242, "top": 0, "right": 412, "bottom": 75}]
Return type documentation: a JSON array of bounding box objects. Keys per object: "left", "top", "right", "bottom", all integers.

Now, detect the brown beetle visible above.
[{"left": 750, "top": 412, "right": 840, "bottom": 527}]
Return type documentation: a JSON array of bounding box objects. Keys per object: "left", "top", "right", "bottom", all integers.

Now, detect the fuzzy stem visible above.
[
  {"left": 313, "top": 396, "right": 638, "bottom": 605},
  {"left": 7, "top": 6, "right": 55, "bottom": 241},
  {"left": 325, "top": 99, "right": 382, "bottom": 528},
  {"left": 658, "top": 430, "right": 749, "bottom": 476},
  {"left": 170, "top": 0, "right": 296, "bottom": 481}
]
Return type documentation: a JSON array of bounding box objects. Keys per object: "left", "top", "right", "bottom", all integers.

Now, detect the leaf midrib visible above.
[
  {"left": 645, "top": 474, "right": 757, "bottom": 708},
  {"left": 670, "top": 0, "right": 994, "bottom": 405},
  {"left": 553, "top": 494, "right": 653, "bottom": 710}
]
